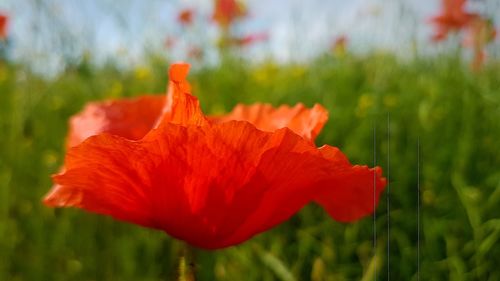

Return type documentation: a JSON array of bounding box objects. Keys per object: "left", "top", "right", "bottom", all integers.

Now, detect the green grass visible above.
[{"left": 0, "top": 53, "right": 499, "bottom": 280}]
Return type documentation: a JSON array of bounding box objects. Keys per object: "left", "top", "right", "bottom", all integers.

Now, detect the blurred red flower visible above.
[
  {"left": 231, "top": 32, "right": 268, "bottom": 47},
  {"left": 429, "top": 0, "right": 478, "bottom": 41},
  {"left": 0, "top": 13, "right": 8, "bottom": 40},
  {"left": 187, "top": 46, "right": 203, "bottom": 60},
  {"left": 331, "top": 35, "right": 348, "bottom": 55},
  {"left": 177, "top": 8, "right": 194, "bottom": 26},
  {"left": 334, "top": 35, "right": 347, "bottom": 47},
  {"left": 465, "top": 17, "right": 497, "bottom": 70},
  {"left": 212, "top": 0, "right": 247, "bottom": 27},
  {"left": 44, "top": 63, "right": 386, "bottom": 249},
  {"left": 164, "top": 36, "right": 176, "bottom": 50}
]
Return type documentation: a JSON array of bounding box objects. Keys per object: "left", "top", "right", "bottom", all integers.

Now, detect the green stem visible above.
[{"left": 178, "top": 243, "right": 196, "bottom": 281}]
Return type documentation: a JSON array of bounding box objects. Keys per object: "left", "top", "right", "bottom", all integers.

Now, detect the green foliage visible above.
[{"left": 0, "top": 54, "right": 499, "bottom": 280}]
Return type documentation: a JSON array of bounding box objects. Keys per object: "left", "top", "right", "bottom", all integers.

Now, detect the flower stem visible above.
[{"left": 178, "top": 243, "right": 196, "bottom": 281}]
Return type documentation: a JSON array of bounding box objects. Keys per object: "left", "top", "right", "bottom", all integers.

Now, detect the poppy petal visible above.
[
  {"left": 314, "top": 145, "right": 387, "bottom": 222},
  {"left": 66, "top": 95, "right": 165, "bottom": 148},
  {"left": 156, "top": 63, "right": 208, "bottom": 127},
  {"left": 211, "top": 103, "right": 328, "bottom": 142},
  {"left": 46, "top": 120, "right": 386, "bottom": 249},
  {"left": 45, "top": 134, "right": 158, "bottom": 227},
  {"left": 219, "top": 139, "right": 386, "bottom": 247},
  {"left": 45, "top": 121, "right": 272, "bottom": 247}
]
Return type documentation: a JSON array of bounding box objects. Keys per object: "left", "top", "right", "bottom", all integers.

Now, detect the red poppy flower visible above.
[
  {"left": 187, "top": 45, "right": 203, "bottom": 60},
  {"left": 212, "top": 0, "right": 247, "bottom": 28},
  {"left": 231, "top": 32, "right": 268, "bottom": 47},
  {"left": 464, "top": 17, "right": 497, "bottom": 70},
  {"left": 177, "top": 8, "right": 194, "bottom": 26},
  {"left": 44, "top": 63, "right": 387, "bottom": 249},
  {"left": 0, "top": 13, "right": 8, "bottom": 40},
  {"left": 331, "top": 35, "right": 348, "bottom": 55},
  {"left": 164, "top": 36, "right": 176, "bottom": 50},
  {"left": 429, "top": 0, "right": 478, "bottom": 41}
]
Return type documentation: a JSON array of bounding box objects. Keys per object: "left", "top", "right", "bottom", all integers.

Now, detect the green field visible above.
[{"left": 1, "top": 54, "right": 500, "bottom": 280}]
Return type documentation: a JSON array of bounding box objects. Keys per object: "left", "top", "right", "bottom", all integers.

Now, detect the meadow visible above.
[{"left": 1, "top": 53, "right": 500, "bottom": 281}]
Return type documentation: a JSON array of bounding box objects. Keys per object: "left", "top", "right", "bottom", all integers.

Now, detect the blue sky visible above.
[{"left": 0, "top": 0, "right": 498, "bottom": 74}]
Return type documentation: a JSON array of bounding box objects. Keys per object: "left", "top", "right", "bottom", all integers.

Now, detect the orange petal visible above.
[
  {"left": 314, "top": 145, "right": 387, "bottom": 222},
  {"left": 219, "top": 140, "right": 385, "bottom": 247},
  {"left": 155, "top": 63, "right": 208, "bottom": 127},
  {"left": 46, "top": 120, "right": 386, "bottom": 249},
  {"left": 46, "top": 122, "right": 275, "bottom": 246},
  {"left": 45, "top": 134, "right": 158, "bottom": 228},
  {"left": 211, "top": 103, "right": 328, "bottom": 142},
  {"left": 66, "top": 95, "right": 165, "bottom": 148}
]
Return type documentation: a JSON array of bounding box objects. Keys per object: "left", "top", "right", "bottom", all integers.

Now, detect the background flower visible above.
[
  {"left": 212, "top": 0, "right": 247, "bottom": 28},
  {"left": 177, "top": 8, "right": 194, "bottom": 27},
  {"left": 0, "top": 13, "right": 8, "bottom": 40},
  {"left": 429, "top": 0, "right": 478, "bottom": 41}
]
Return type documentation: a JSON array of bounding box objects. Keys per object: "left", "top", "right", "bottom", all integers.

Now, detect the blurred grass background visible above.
[{"left": 1, "top": 52, "right": 500, "bottom": 280}]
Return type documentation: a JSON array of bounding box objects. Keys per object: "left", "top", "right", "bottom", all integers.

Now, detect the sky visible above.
[{"left": 0, "top": 0, "right": 499, "bottom": 74}]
